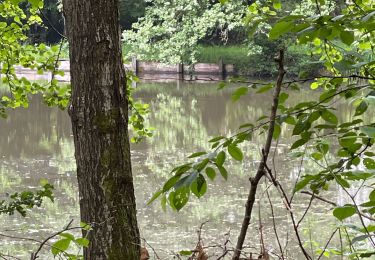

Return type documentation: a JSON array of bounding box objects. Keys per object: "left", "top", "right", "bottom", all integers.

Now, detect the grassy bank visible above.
[{"left": 196, "top": 45, "right": 323, "bottom": 77}]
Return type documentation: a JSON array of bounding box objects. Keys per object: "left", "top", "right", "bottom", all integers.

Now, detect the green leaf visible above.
[
  {"left": 75, "top": 238, "right": 89, "bottom": 247},
  {"left": 273, "top": 123, "right": 281, "bottom": 140},
  {"left": 51, "top": 239, "right": 71, "bottom": 256},
  {"left": 321, "top": 109, "right": 338, "bottom": 124},
  {"left": 370, "top": 190, "right": 375, "bottom": 201},
  {"left": 179, "top": 250, "right": 193, "bottom": 256},
  {"left": 294, "top": 175, "right": 318, "bottom": 192},
  {"left": 163, "top": 175, "right": 180, "bottom": 192},
  {"left": 216, "top": 151, "right": 226, "bottom": 166},
  {"left": 239, "top": 123, "right": 254, "bottom": 129},
  {"left": 340, "top": 31, "right": 354, "bottom": 46},
  {"left": 209, "top": 136, "right": 225, "bottom": 142},
  {"left": 228, "top": 145, "right": 243, "bottom": 161},
  {"left": 188, "top": 152, "right": 206, "bottom": 158},
  {"left": 352, "top": 235, "right": 371, "bottom": 244},
  {"left": 172, "top": 188, "right": 190, "bottom": 211},
  {"left": 291, "top": 139, "right": 308, "bottom": 150},
  {"left": 205, "top": 167, "right": 216, "bottom": 181},
  {"left": 293, "top": 120, "right": 310, "bottom": 135},
  {"left": 256, "top": 84, "right": 273, "bottom": 93},
  {"left": 232, "top": 87, "right": 248, "bottom": 102},
  {"left": 269, "top": 21, "right": 293, "bottom": 39},
  {"left": 147, "top": 190, "right": 163, "bottom": 205},
  {"left": 360, "top": 126, "right": 375, "bottom": 138},
  {"left": 217, "top": 165, "right": 228, "bottom": 180},
  {"left": 336, "top": 176, "right": 350, "bottom": 188},
  {"left": 190, "top": 174, "right": 207, "bottom": 198},
  {"left": 364, "top": 158, "right": 375, "bottom": 170},
  {"left": 273, "top": 0, "right": 281, "bottom": 9},
  {"left": 310, "top": 82, "right": 320, "bottom": 90},
  {"left": 333, "top": 205, "right": 356, "bottom": 221},
  {"left": 339, "top": 132, "right": 357, "bottom": 148},
  {"left": 195, "top": 158, "right": 210, "bottom": 172},
  {"left": 80, "top": 222, "right": 91, "bottom": 231},
  {"left": 59, "top": 233, "right": 75, "bottom": 240},
  {"left": 311, "top": 152, "right": 323, "bottom": 161},
  {"left": 355, "top": 101, "right": 368, "bottom": 116},
  {"left": 279, "top": 92, "right": 289, "bottom": 104},
  {"left": 319, "top": 89, "right": 336, "bottom": 103}
]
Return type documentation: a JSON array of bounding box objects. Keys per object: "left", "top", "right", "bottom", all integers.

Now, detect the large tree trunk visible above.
[{"left": 62, "top": 0, "right": 140, "bottom": 258}]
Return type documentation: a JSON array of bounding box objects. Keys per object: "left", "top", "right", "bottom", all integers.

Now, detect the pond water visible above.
[{"left": 0, "top": 81, "right": 373, "bottom": 259}]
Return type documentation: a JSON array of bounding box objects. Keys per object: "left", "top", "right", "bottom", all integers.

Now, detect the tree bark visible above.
[{"left": 62, "top": 0, "right": 140, "bottom": 259}]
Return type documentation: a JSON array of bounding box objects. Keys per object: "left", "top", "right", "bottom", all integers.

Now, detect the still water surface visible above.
[{"left": 0, "top": 81, "right": 372, "bottom": 259}]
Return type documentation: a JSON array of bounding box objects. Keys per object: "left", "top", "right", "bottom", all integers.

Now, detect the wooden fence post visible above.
[
  {"left": 132, "top": 57, "right": 138, "bottom": 74},
  {"left": 177, "top": 63, "right": 184, "bottom": 80},
  {"left": 218, "top": 58, "right": 225, "bottom": 79}
]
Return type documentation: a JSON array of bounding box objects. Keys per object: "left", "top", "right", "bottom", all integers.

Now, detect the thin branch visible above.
[
  {"left": 232, "top": 50, "right": 286, "bottom": 260},
  {"left": 317, "top": 228, "right": 339, "bottom": 260},
  {"left": 31, "top": 219, "right": 76, "bottom": 260},
  {"left": 38, "top": 8, "right": 67, "bottom": 39},
  {"left": 263, "top": 163, "right": 312, "bottom": 259},
  {"left": 141, "top": 238, "right": 161, "bottom": 260},
  {"left": 266, "top": 189, "right": 285, "bottom": 260},
  {"left": 300, "top": 190, "right": 375, "bottom": 222},
  {"left": 297, "top": 195, "right": 314, "bottom": 228}
]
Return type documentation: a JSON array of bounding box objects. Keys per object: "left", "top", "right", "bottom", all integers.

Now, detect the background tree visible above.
[
  {"left": 119, "top": 0, "right": 146, "bottom": 30},
  {"left": 62, "top": 0, "right": 140, "bottom": 258},
  {"left": 123, "top": 0, "right": 246, "bottom": 64}
]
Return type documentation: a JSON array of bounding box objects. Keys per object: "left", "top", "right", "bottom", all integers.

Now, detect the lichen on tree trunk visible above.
[{"left": 62, "top": 0, "right": 140, "bottom": 258}]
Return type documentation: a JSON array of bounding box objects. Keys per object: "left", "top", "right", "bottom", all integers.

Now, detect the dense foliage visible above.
[
  {"left": 123, "top": 0, "right": 247, "bottom": 64},
  {"left": 0, "top": 0, "right": 69, "bottom": 119}
]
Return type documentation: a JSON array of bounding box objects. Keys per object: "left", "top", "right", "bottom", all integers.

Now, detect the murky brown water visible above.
[{"left": 0, "top": 81, "right": 373, "bottom": 259}]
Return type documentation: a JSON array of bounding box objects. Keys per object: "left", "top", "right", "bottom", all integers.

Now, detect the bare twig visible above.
[
  {"left": 266, "top": 190, "right": 285, "bottom": 260},
  {"left": 300, "top": 190, "right": 375, "bottom": 222},
  {"left": 297, "top": 195, "right": 314, "bottom": 227},
  {"left": 141, "top": 238, "right": 161, "bottom": 260},
  {"left": 31, "top": 219, "right": 77, "bottom": 260},
  {"left": 317, "top": 228, "right": 339, "bottom": 260},
  {"left": 263, "top": 163, "right": 312, "bottom": 259}
]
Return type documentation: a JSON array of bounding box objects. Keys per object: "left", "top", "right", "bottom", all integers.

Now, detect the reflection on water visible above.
[{"left": 0, "top": 82, "right": 372, "bottom": 259}]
